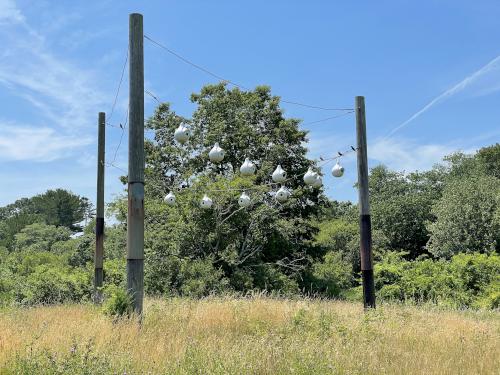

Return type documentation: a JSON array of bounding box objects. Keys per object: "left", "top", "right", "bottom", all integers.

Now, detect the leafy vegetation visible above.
[{"left": 0, "top": 84, "right": 498, "bottom": 309}]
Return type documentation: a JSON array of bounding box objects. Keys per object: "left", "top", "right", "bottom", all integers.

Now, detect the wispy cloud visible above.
[
  {"left": 0, "top": 0, "right": 24, "bottom": 24},
  {"left": 0, "top": 122, "right": 92, "bottom": 162},
  {"left": 369, "top": 137, "right": 478, "bottom": 172},
  {"left": 0, "top": 0, "right": 107, "bottom": 161},
  {"left": 388, "top": 54, "right": 500, "bottom": 137}
]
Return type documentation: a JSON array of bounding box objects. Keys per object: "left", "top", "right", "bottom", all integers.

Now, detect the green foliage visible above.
[
  {"left": 0, "top": 212, "right": 41, "bottom": 250},
  {"left": 375, "top": 252, "right": 500, "bottom": 308},
  {"left": 476, "top": 143, "right": 500, "bottom": 179},
  {"left": 178, "top": 258, "right": 229, "bottom": 297},
  {"left": 17, "top": 265, "right": 91, "bottom": 305},
  {"left": 141, "top": 84, "right": 324, "bottom": 295},
  {"left": 14, "top": 223, "right": 71, "bottom": 252},
  {"left": 313, "top": 218, "right": 388, "bottom": 272},
  {"left": 29, "top": 189, "right": 93, "bottom": 231},
  {"left": 369, "top": 166, "right": 441, "bottom": 257},
  {"left": 310, "top": 251, "right": 352, "bottom": 297},
  {"left": 0, "top": 189, "right": 92, "bottom": 234},
  {"left": 102, "top": 285, "right": 133, "bottom": 318},
  {"left": 427, "top": 175, "right": 500, "bottom": 258}
]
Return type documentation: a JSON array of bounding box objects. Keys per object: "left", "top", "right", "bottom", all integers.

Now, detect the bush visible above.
[
  {"left": 14, "top": 223, "right": 71, "bottom": 252},
  {"left": 310, "top": 251, "right": 352, "bottom": 297},
  {"left": 15, "top": 264, "right": 91, "bottom": 305},
  {"left": 375, "top": 252, "right": 500, "bottom": 308},
  {"left": 427, "top": 176, "right": 500, "bottom": 258},
  {"left": 178, "top": 258, "right": 229, "bottom": 297},
  {"left": 102, "top": 285, "right": 133, "bottom": 318}
]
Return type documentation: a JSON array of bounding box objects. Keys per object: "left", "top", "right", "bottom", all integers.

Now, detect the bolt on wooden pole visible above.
[
  {"left": 94, "top": 111, "right": 105, "bottom": 304},
  {"left": 355, "top": 96, "right": 376, "bottom": 308},
  {"left": 127, "top": 13, "right": 145, "bottom": 316}
]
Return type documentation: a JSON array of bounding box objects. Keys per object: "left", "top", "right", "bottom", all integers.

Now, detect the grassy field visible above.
[{"left": 0, "top": 297, "right": 498, "bottom": 374}]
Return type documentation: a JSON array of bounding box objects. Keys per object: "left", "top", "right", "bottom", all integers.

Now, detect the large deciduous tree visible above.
[
  {"left": 426, "top": 175, "right": 500, "bottom": 258},
  {"left": 140, "top": 83, "right": 328, "bottom": 295},
  {"left": 369, "top": 166, "right": 443, "bottom": 258}
]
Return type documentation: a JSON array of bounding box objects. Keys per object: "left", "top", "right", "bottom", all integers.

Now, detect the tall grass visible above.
[{"left": 0, "top": 297, "right": 498, "bottom": 374}]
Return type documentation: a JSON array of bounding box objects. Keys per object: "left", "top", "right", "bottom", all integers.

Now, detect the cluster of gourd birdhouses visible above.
[{"left": 165, "top": 123, "right": 346, "bottom": 209}]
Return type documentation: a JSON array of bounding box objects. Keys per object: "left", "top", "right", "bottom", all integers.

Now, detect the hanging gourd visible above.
[
  {"left": 275, "top": 186, "right": 290, "bottom": 202},
  {"left": 238, "top": 192, "right": 252, "bottom": 207},
  {"left": 312, "top": 175, "right": 323, "bottom": 188},
  {"left": 303, "top": 168, "right": 318, "bottom": 186},
  {"left": 164, "top": 192, "right": 176, "bottom": 206},
  {"left": 174, "top": 123, "right": 190, "bottom": 144},
  {"left": 200, "top": 194, "right": 213, "bottom": 209},
  {"left": 240, "top": 158, "right": 256, "bottom": 176},
  {"left": 209, "top": 142, "right": 225, "bottom": 163},
  {"left": 272, "top": 165, "right": 287, "bottom": 183},
  {"left": 331, "top": 161, "right": 345, "bottom": 177}
]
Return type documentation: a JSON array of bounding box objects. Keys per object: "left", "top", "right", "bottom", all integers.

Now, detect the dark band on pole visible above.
[{"left": 355, "top": 96, "right": 376, "bottom": 309}]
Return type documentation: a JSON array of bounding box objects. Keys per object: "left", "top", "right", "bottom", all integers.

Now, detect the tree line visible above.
[{"left": 0, "top": 84, "right": 498, "bottom": 309}]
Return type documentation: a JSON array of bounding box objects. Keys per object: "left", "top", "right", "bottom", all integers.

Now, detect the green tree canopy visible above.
[
  {"left": 136, "top": 83, "right": 328, "bottom": 295},
  {"left": 426, "top": 175, "right": 500, "bottom": 258},
  {"left": 369, "top": 165, "right": 442, "bottom": 257},
  {"left": 14, "top": 223, "right": 72, "bottom": 253},
  {"left": 0, "top": 189, "right": 92, "bottom": 241}
]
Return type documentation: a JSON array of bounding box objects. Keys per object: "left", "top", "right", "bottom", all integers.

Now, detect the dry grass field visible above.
[{"left": 0, "top": 297, "right": 499, "bottom": 374}]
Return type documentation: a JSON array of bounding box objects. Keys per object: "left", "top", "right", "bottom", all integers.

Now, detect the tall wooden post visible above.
[
  {"left": 95, "top": 111, "right": 105, "bottom": 303},
  {"left": 355, "top": 96, "right": 376, "bottom": 308},
  {"left": 127, "top": 13, "right": 145, "bottom": 315}
]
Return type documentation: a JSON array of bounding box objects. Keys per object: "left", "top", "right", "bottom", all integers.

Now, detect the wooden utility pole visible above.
[
  {"left": 95, "top": 112, "right": 106, "bottom": 303},
  {"left": 127, "top": 13, "right": 145, "bottom": 315},
  {"left": 355, "top": 96, "right": 376, "bottom": 308}
]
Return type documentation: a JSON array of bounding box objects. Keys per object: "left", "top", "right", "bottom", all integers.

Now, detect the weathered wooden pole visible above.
[
  {"left": 355, "top": 96, "right": 376, "bottom": 308},
  {"left": 127, "top": 13, "right": 145, "bottom": 315},
  {"left": 94, "top": 111, "right": 105, "bottom": 303}
]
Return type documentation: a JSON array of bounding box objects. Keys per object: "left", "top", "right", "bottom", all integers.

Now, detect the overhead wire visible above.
[
  {"left": 107, "top": 45, "right": 129, "bottom": 125},
  {"left": 102, "top": 37, "right": 357, "bottom": 185},
  {"left": 143, "top": 34, "right": 353, "bottom": 112}
]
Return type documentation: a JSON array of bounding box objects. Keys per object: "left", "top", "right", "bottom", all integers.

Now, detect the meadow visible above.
[{"left": 1, "top": 297, "right": 498, "bottom": 374}]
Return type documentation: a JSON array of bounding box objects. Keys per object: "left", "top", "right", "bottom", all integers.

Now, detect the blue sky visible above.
[{"left": 1, "top": 0, "right": 499, "bottom": 207}]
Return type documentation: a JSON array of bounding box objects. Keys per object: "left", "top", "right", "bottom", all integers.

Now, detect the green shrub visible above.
[
  {"left": 15, "top": 264, "right": 91, "bottom": 305},
  {"left": 102, "top": 285, "right": 133, "bottom": 318},
  {"left": 178, "top": 258, "right": 229, "bottom": 298},
  {"left": 375, "top": 252, "right": 500, "bottom": 308},
  {"left": 310, "top": 251, "right": 352, "bottom": 297}
]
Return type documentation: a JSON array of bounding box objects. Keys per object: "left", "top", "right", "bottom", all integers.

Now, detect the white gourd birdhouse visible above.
[
  {"left": 174, "top": 124, "right": 190, "bottom": 144},
  {"left": 275, "top": 186, "right": 290, "bottom": 202},
  {"left": 303, "top": 168, "right": 318, "bottom": 186},
  {"left": 209, "top": 142, "right": 225, "bottom": 163},
  {"left": 331, "top": 162, "right": 345, "bottom": 177},
  {"left": 312, "top": 175, "right": 323, "bottom": 188},
  {"left": 164, "top": 192, "right": 176, "bottom": 206},
  {"left": 240, "top": 158, "right": 256, "bottom": 176},
  {"left": 272, "top": 165, "right": 287, "bottom": 183},
  {"left": 238, "top": 192, "right": 252, "bottom": 207},
  {"left": 200, "top": 195, "right": 213, "bottom": 209}
]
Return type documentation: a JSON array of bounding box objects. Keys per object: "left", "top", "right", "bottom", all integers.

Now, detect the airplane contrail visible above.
[{"left": 387, "top": 54, "right": 500, "bottom": 137}]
